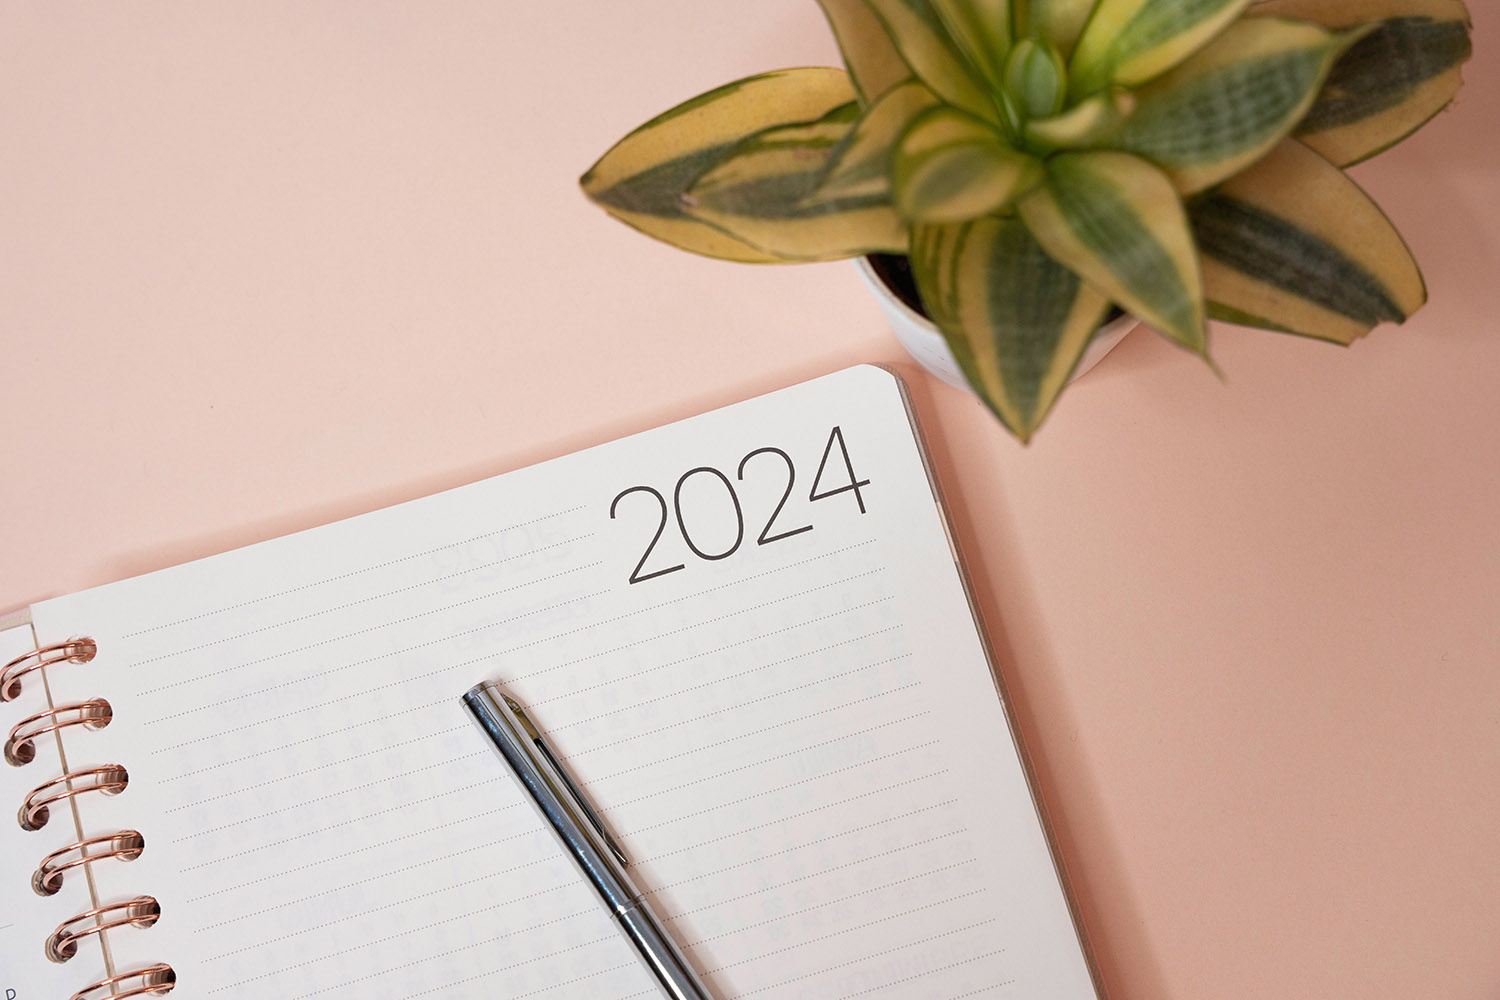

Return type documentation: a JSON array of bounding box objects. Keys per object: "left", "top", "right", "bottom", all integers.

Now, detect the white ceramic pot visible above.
[{"left": 856, "top": 256, "right": 1135, "bottom": 394}]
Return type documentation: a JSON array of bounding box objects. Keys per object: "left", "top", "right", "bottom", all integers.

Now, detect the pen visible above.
[{"left": 462, "top": 681, "right": 719, "bottom": 1000}]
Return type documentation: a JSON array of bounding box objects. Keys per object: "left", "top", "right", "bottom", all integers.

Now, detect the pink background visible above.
[{"left": 3, "top": 4, "right": 1496, "bottom": 998}]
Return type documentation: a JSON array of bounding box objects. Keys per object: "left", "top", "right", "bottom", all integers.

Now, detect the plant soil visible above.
[{"left": 867, "top": 253, "right": 928, "bottom": 317}]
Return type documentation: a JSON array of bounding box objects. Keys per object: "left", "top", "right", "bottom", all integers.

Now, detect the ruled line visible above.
[
  {"left": 208, "top": 896, "right": 595, "bottom": 983},
  {"left": 539, "top": 626, "right": 902, "bottom": 725},
  {"left": 167, "top": 749, "right": 488, "bottom": 814},
  {"left": 146, "top": 561, "right": 885, "bottom": 732},
  {"left": 403, "top": 960, "right": 639, "bottom": 1000},
  {"left": 160, "top": 722, "right": 459, "bottom": 784},
  {"left": 175, "top": 752, "right": 490, "bottom": 829},
  {"left": 599, "top": 710, "right": 930, "bottom": 811},
  {"left": 179, "top": 781, "right": 505, "bottom": 870},
  {"left": 701, "top": 890, "right": 988, "bottom": 975},
  {"left": 643, "top": 801, "right": 959, "bottom": 897},
  {"left": 198, "top": 842, "right": 561, "bottom": 937},
  {"left": 150, "top": 586, "right": 892, "bottom": 759},
  {"left": 202, "top": 837, "right": 572, "bottom": 956},
  {"left": 291, "top": 931, "right": 626, "bottom": 1000},
  {"left": 139, "top": 567, "right": 605, "bottom": 697},
  {"left": 678, "top": 857, "right": 977, "bottom": 949},
  {"left": 622, "top": 741, "right": 938, "bottom": 835},
  {"left": 186, "top": 806, "right": 522, "bottom": 903},
  {"left": 841, "top": 956, "right": 1011, "bottom": 999},
  {"left": 132, "top": 534, "right": 592, "bottom": 666},
  {"left": 565, "top": 680, "right": 918, "bottom": 762},
  {"left": 663, "top": 822, "right": 964, "bottom": 923},
  {"left": 736, "top": 922, "right": 1000, "bottom": 996},
  {"left": 123, "top": 506, "right": 586, "bottom": 638},
  {"left": 592, "top": 710, "right": 928, "bottom": 786},
  {"left": 153, "top": 693, "right": 450, "bottom": 759},
  {"left": 949, "top": 985, "right": 1016, "bottom": 998}
]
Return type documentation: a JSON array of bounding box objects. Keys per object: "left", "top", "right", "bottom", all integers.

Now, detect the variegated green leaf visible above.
[
  {"left": 1024, "top": 90, "right": 1128, "bottom": 147},
  {"left": 1019, "top": 151, "right": 1205, "bottom": 351},
  {"left": 685, "top": 103, "right": 908, "bottom": 260},
  {"left": 1253, "top": 0, "right": 1473, "bottom": 166},
  {"left": 912, "top": 217, "right": 1112, "bottom": 440},
  {"left": 864, "top": 0, "right": 1002, "bottom": 123},
  {"left": 929, "top": 0, "right": 1013, "bottom": 87},
  {"left": 1069, "top": 0, "right": 1252, "bottom": 96},
  {"left": 894, "top": 107, "right": 1043, "bottom": 221},
  {"left": 1106, "top": 17, "right": 1356, "bottom": 193},
  {"left": 816, "top": 0, "right": 913, "bottom": 103},
  {"left": 1192, "top": 139, "right": 1425, "bottom": 343},
  {"left": 581, "top": 69, "right": 857, "bottom": 262},
  {"left": 1022, "top": 0, "right": 1102, "bottom": 57},
  {"left": 816, "top": 79, "right": 941, "bottom": 201}
]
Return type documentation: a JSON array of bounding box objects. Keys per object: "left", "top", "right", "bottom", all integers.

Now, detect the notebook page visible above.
[
  {"left": 0, "top": 621, "right": 113, "bottom": 998},
  {"left": 36, "top": 366, "right": 1097, "bottom": 999}
]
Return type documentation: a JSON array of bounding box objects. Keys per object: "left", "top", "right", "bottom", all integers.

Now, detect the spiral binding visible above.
[
  {"left": 19, "top": 765, "right": 129, "bottom": 832},
  {"left": 34, "top": 831, "right": 145, "bottom": 897},
  {"left": 4, "top": 636, "right": 173, "bottom": 998},
  {"left": 6, "top": 699, "right": 112, "bottom": 766},
  {"left": 47, "top": 896, "right": 160, "bottom": 963},
  {"left": 1, "top": 638, "right": 96, "bottom": 702},
  {"left": 69, "top": 965, "right": 175, "bottom": 1000}
]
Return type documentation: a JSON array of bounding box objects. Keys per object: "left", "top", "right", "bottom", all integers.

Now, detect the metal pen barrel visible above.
[{"left": 463, "top": 682, "right": 717, "bottom": 1000}]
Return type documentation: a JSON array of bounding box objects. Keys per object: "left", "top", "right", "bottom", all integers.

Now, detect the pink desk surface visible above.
[{"left": 3, "top": 4, "right": 1496, "bottom": 998}]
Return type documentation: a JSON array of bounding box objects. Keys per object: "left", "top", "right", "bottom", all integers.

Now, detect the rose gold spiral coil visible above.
[
  {"left": 0, "top": 638, "right": 97, "bottom": 702},
  {"left": 18, "top": 764, "right": 128, "bottom": 831},
  {"left": 33, "top": 829, "right": 145, "bottom": 896},
  {"left": 47, "top": 895, "right": 160, "bottom": 963},
  {"left": 5, "top": 699, "right": 112, "bottom": 766},
  {"left": 69, "top": 963, "right": 176, "bottom": 1000}
]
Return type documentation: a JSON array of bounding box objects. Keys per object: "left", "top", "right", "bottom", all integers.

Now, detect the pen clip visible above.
[{"left": 502, "top": 695, "right": 630, "bottom": 867}]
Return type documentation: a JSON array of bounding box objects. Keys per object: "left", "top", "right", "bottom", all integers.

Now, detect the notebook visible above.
[{"left": 1, "top": 365, "right": 1102, "bottom": 1000}]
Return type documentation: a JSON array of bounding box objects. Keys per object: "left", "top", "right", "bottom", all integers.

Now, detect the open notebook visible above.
[{"left": 1, "top": 366, "right": 1102, "bottom": 1000}]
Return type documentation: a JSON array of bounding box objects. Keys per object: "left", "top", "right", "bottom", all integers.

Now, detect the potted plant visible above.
[{"left": 582, "top": 0, "right": 1473, "bottom": 441}]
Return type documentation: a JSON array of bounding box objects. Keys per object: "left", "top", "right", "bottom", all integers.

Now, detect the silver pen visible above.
[{"left": 462, "top": 681, "right": 718, "bottom": 1000}]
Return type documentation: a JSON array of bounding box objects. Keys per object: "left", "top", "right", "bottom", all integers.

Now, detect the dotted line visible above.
[
  {"left": 538, "top": 624, "right": 901, "bottom": 722},
  {"left": 139, "top": 565, "right": 603, "bottom": 697},
  {"left": 125, "top": 506, "right": 584, "bottom": 638},
  {"left": 156, "top": 695, "right": 449, "bottom": 762},
  {"left": 131, "top": 535, "right": 590, "bottom": 664},
  {"left": 608, "top": 705, "right": 922, "bottom": 812},
  {"left": 198, "top": 843, "right": 557, "bottom": 937},
  {"left": 514, "top": 569, "right": 883, "bottom": 679},
  {"left": 161, "top": 721, "right": 458, "bottom": 784},
  {"left": 736, "top": 922, "right": 1000, "bottom": 996},
  {"left": 208, "top": 894, "right": 594, "bottom": 986},
  {"left": 202, "top": 837, "right": 567, "bottom": 959},
  {"left": 186, "top": 805, "right": 514, "bottom": 903},
  {"left": 400, "top": 960, "right": 638, "bottom": 1000},
  {"left": 179, "top": 780, "right": 499, "bottom": 871},
  {"left": 948, "top": 984, "right": 1017, "bottom": 999},
  {"left": 663, "top": 819, "right": 960, "bottom": 922},
  {"left": 679, "top": 857, "right": 976, "bottom": 948},
  {"left": 642, "top": 800, "right": 957, "bottom": 896},
  {"left": 167, "top": 748, "right": 486, "bottom": 815},
  {"left": 838, "top": 954, "right": 1010, "bottom": 999},
  {"left": 702, "top": 889, "right": 986, "bottom": 974},
  {"left": 176, "top": 751, "right": 489, "bottom": 836},
  {"left": 566, "top": 679, "right": 916, "bottom": 763},
  {"left": 603, "top": 707, "right": 918, "bottom": 815},
  {"left": 626, "top": 741, "right": 936, "bottom": 836},
  {"left": 593, "top": 709, "right": 925, "bottom": 787}
]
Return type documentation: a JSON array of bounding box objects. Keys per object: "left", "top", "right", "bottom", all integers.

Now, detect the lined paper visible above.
[{"left": 34, "top": 367, "right": 1097, "bottom": 999}]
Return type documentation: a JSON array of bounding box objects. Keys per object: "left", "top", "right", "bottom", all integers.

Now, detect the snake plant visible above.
[{"left": 582, "top": 0, "right": 1472, "bottom": 440}]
